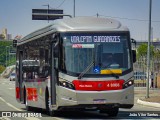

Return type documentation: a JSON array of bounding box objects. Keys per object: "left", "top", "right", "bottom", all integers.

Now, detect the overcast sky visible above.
[{"left": 0, "top": 0, "right": 160, "bottom": 41}]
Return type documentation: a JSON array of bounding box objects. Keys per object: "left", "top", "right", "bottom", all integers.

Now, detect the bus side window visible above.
[{"left": 39, "top": 48, "right": 50, "bottom": 78}]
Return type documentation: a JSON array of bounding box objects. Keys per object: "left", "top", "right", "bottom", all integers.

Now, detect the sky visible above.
[{"left": 0, "top": 0, "right": 160, "bottom": 41}]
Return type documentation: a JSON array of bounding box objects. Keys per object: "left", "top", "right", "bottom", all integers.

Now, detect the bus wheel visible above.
[
  {"left": 100, "top": 107, "right": 119, "bottom": 117},
  {"left": 45, "top": 91, "right": 57, "bottom": 116}
]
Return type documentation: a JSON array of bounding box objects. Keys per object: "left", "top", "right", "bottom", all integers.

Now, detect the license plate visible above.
[{"left": 93, "top": 99, "right": 106, "bottom": 104}]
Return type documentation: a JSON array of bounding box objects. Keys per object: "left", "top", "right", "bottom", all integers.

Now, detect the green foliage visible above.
[
  {"left": 154, "top": 50, "right": 160, "bottom": 58},
  {"left": 0, "top": 65, "right": 5, "bottom": 74},
  {"left": 137, "top": 43, "right": 154, "bottom": 58},
  {"left": 0, "top": 41, "right": 16, "bottom": 72}
]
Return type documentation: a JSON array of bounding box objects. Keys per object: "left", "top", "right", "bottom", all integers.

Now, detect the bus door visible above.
[
  {"left": 18, "top": 51, "right": 24, "bottom": 103},
  {"left": 50, "top": 34, "right": 59, "bottom": 106}
]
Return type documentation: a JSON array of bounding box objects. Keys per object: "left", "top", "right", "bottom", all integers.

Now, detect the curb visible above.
[{"left": 137, "top": 99, "right": 160, "bottom": 108}]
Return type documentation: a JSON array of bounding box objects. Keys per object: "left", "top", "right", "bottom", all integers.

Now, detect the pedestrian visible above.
[{"left": 150, "top": 72, "right": 154, "bottom": 88}]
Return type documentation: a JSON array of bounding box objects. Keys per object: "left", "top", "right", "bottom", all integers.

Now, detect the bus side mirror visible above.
[
  {"left": 52, "top": 34, "right": 58, "bottom": 43},
  {"left": 132, "top": 50, "right": 136, "bottom": 63},
  {"left": 131, "top": 38, "right": 136, "bottom": 48}
]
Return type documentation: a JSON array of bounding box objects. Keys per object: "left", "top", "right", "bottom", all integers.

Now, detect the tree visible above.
[
  {"left": 0, "top": 41, "right": 15, "bottom": 68},
  {"left": 137, "top": 43, "right": 154, "bottom": 59},
  {"left": 0, "top": 65, "right": 5, "bottom": 74}
]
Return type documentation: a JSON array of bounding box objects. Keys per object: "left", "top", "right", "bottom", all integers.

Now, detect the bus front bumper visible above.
[{"left": 55, "top": 85, "right": 134, "bottom": 110}]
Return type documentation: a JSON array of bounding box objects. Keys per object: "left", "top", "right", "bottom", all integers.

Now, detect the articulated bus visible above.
[{"left": 15, "top": 17, "right": 136, "bottom": 117}]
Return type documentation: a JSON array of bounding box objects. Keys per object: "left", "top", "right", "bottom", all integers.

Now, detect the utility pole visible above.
[
  {"left": 6, "top": 46, "right": 9, "bottom": 67},
  {"left": 43, "top": 4, "right": 49, "bottom": 22},
  {"left": 8, "top": 46, "right": 10, "bottom": 66},
  {"left": 146, "top": 0, "right": 152, "bottom": 98},
  {"left": 73, "top": 0, "right": 75, "bottom": 17}
]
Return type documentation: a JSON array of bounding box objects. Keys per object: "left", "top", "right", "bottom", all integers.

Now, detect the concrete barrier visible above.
[
  {"left": 137, "top": 99, "right": 160, "bottom": 108},
  {"left": 0, "top": 65, "right": 15, "bottom": 78}
]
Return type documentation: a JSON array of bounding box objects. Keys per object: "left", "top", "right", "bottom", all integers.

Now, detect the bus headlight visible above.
[
  {"left": 123, "top": 77, "right": 134, "bottom": 89},
  {"left": 59, "top": 79, "right": 75, "bottom": 90}
]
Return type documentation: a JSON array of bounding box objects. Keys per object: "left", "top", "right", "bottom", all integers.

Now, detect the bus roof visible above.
[{"left": 19, "top": 17, "right": 129, "bottom": 45}]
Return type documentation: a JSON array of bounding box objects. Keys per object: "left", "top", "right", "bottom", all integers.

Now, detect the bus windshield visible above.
[{"left": 60, "top": 32, "right": 132, "bottom": 76}]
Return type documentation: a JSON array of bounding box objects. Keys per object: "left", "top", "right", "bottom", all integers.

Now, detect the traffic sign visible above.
[
  {"left": 32, "top": 9, "right": 63, "bottom": 20},
  {"left": 10, "top": 50, "right": 16, "bottom": 54},
  {"left": 93, "top": 66, "right": 100, "bottom": 73},
  {"left": 13, "top": 40, "right": 17, "bottom": 47}
]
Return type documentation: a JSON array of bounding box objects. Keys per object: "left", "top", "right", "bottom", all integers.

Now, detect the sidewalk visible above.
[{"left": 135, "top": 87, "right": 160, "bottom": 108}]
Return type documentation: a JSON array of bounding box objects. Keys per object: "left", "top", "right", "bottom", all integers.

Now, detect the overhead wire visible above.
[
  {"left": 48, "top": 0, "right": 66, "bottom": 9},
  {"left": 56, "top": 0, "right": 66, "bottom": 9}
]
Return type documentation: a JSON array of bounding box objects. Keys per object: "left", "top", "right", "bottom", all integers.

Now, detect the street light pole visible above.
[
  {"left": 43, "top": 4, "right": 49, "bottom": 22},
  {"left": 8, "top": 45, "right": 12, "bottom": 66},
  {"left": 73, "top": 0, "right": 75, "bottom": 17},
  {"left": 8, "top": 46, "right": 10, "bottom": 66},
  {"left": 6, "top": 46, "right": 9, "bottom": 67},
  {"left": 146, "top": 0, "right": 152, "bottom": 98}
]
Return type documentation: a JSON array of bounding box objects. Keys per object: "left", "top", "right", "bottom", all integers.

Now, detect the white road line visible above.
[
  {"left": 26, "top": 117, "right": 41, "bottom": 120},
  {"left": 0, "top": 97, "right": 22, "bottom": 111},
  {"left": 8, "top": 88, "right": 14, "bottom": 90},
  {"left": 0, "top": 117, "right": 11, "bottom": 120},
  {"left": 53, "top": 117, "right": 66, "bottom": 120},
  {"left": 0, "top": 97, "right": 41, "bottom": 120},
  {"left": 1, "top": 83, "right": 14, "bottom": 85}
]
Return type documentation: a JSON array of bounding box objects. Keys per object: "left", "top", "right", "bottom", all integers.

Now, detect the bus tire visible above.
[
  {"left": 100, "top": 107, "right": 119, "bottom": 117},
  {"left": 24, "top": 89, "right": 32, "bottom": 111},
  {"left": 45, "top": 89, "right": 57, "bottom": 116}
]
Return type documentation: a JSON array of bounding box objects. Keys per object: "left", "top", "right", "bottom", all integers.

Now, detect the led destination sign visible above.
[{"left": 70, "top": 36, "right": 121, "bottom": 43}]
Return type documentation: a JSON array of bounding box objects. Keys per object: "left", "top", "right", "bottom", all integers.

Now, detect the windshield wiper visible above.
[
  {"left": 109, "top": 70, "right": 120, "bottom": 79},
  {"left": 78, "top": 61, "right": 95, "bottom": 79},
  {"left": 100, "top": 64, "right": 120, "bottom": 79}
]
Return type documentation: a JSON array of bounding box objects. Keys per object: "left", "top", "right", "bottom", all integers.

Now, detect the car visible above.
[{"left": 10, "top": 73, "right": 16, "bottom": 81}]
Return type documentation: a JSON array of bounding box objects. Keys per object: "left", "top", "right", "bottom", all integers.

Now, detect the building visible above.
[
  {"left": 0, "top": 28, "right": 12, "bottom": 40},
  {"left": 7, "top": 34, "right": 12, "bottom": 40},
  {"left": 1, "top": 28, "right": 7, "bottom": 39}
]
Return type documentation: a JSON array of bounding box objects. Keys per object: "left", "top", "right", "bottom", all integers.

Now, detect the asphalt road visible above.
[{"left": 0, "top": 77, "right": 160, "bottom": 120}]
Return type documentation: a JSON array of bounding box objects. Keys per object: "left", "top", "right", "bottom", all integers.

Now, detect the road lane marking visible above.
[
  {"left": 54, "top": 117, "right": 66, "bottom": 120},
  {"left": 0, "top": 117, "right": 11, "bottom": 120},
  {"left": 0, "top": 97, "right": 22, "bottom": 111},
  {"left": 8, "top": 88, "right": 14, "bottom": 90},
  {"left": 0, "top": 97, "right": 41, "bottom": 120},
  {"left": 26, "top": 117, "right": 41, "bottom": 120}
]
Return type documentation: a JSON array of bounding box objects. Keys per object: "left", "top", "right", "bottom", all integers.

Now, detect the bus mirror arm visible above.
[
  {"left": 132, "top": 50, "right": 136, "bottom": 63},
  {"left": 131, "top": 38, "right": 136, "bottom": 48}
]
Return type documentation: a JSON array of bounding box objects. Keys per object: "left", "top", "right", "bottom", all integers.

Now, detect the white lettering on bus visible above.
[
  {"left": 94, "top": 36, "right": 121, "bottom": 42},
  {"left": 71, "top": 36, "right": 121, "bottom": 43},
  {"left": 79, "top": 85, "right": 93, "bottom": 87},
  {"left": 110, "top": 83, "right": 120, "bottom": 87},
  {"left": 71, "top": 36, "right": 92, "bottom": 43}
]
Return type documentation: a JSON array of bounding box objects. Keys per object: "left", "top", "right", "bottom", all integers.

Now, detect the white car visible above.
[{"left": 10, "top": 73, "right": 16, "bottom": 81}]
